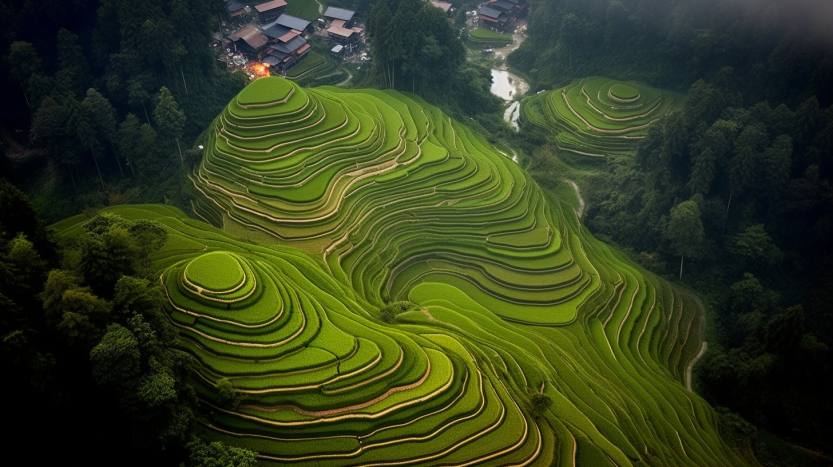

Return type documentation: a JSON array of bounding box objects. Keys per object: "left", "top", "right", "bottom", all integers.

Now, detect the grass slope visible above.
[
  {"left": 55, "top": 76, "right": 752, "bottom": 465},
  {"left": 287, "top": 0, "right": 320, "bottom": 21},
  {"left": 469, "top": 28, "right": 513, "bottom": 47},
  {"left": 521, "top": 76, "right": 683, "bottom": 159}
]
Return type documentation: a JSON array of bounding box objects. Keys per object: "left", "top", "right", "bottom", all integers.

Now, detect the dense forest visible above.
[
  {"left": 0, "top": 0, "right": 254, "bottom": 464},
  {"left": 0, "top": 0, "right": 246, "bottom": 221},
  {"left": 0, "top": 179, "right": 257, "bottom": 465},
  {"left": 511, "top": 0, "right": 833, "bottom": 101},
  {"left": 513, "top": 0, "right": 833, "bottom": 455},
  {"left": 364, "top": 0, "right": 499, "bottom": 115},
  {"left": 587, "top": 79, "right": 833, "bottom": 451}
]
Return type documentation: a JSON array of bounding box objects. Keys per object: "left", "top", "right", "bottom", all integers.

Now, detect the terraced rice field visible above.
[
  {"left": 468, "top": 28, "right": 513, "bottom": 47},
  {"left": 522, "top": 77, "right": 683, "bottom": 159},
  {"left": 55, "top": 77, "right": 751, "bottom": 465},
  {"left": 285, "top": 52, "right": 348, "bottom": 88}
]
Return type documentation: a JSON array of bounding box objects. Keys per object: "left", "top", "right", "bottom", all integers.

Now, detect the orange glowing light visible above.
[{"left": 250, "top": 63, "right": 270, "bottom": 78}]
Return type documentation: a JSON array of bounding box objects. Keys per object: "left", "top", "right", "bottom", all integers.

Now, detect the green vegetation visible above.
[
  {"left": 284, "top": 52, "right": 330, "bottom": 80},
  {"left": 284, "top": 50, "right": 349, "bottom": 88},
  {"left": 509, "top": 3, "right": 833, "bottom": 458},
  {"left": 42, "top": 75, "right": 751, "bottom": 464},
  {"left": 0, "top": 184, "right": 252, "bottom": 464},
  {"left": 521, "top": 77, "right": 682, "bottom": 160},
  {"left": 508, "top": 0, "right": 833, "bottom": 96},
  {"left": 586, "top": 74, "right": 833, "bottom": 452},
  {"left": 366, "top": 0, "right": 500, "bottom": 115},
  {"left": 468, "top": 28, "right": 513, "bottom": 47},
  {"left": 3, "top": 0, "right": 829, "bottom": 463},
  {"left": 2, "top": 0, "right": 246, "bottom": 221},
  {"left": 284, "top": 0, "right": 321, "bottom": 21}
]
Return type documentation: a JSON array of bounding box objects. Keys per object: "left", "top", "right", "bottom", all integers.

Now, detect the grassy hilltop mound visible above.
[
  {"left": 522, "top": 77, "right": 683, "bottom": 159},
  {"left": 55, "top": 77, "right": 752, "bottom": 465}
]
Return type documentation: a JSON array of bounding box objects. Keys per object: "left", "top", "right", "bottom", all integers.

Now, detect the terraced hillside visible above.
[
  {"left": 522, "top": 77, "right": 682, "bottom": 159},
  {"left": 192, "top": 76, "right": 592, "bottom": 326},
  {"left": 54, "top": 77, "right": 753, "bottom": 465}
]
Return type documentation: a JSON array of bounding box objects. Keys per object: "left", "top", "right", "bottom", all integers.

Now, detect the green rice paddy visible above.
[
  {"left": 469, "top": 28, "right": 513, "bottom": 47},
  {"left": 521, "top": 76, "right": 683, "bottom": 159},
  {"left": 55, "top": 76, "right": 751, "bottom": 465}
]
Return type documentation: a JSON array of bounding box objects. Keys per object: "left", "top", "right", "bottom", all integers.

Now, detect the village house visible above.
[
  {"left": 228, "top": 24, "right": 270, "bottom": 56},
  {"left": 262, "top": 34, "right": 311, "bottom": 73},
  {"left": 272, "top": 13, "right": 314, "bottom": 36},
  {"left": 323, "top": 6, "right": 357, "bottom": 28},
  {"left": 259, "top": 14, "right": 314, "bottom": 71},
  {"left": 255, "top": 0, "right": 288, "bottom": 24},
  {"left": 506, "top": 0, "right": 529, "bottom": 16},
  {"left": 477, "top": 5, "right": 509, "bottom": 31},
  {"left": 488, "top": 0, "right": 526, "bottom": 17},
  {"left": 327, "top": 20, "right": 363, "bottom": 48}
]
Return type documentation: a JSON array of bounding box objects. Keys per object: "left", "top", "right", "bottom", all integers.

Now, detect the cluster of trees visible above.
[
  {"left": 366, "top": 0, "right": 499, "bottom": 115},
  {"left": 512, "top": 0, "right": 833, "bottom": 456},
  {"left": 1, "top": 0, "right": 246, "bottom": 220},
  {"left": 0, "top": 179, "right": 256, "bottom": 466},
  {"left": 510, "top": 0, "right": 833, "bottom": 101},
  {"left": 584, "top": 71, "right": 833, "bottom": 451}
]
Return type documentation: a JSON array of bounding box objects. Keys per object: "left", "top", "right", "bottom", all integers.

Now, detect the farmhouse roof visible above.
[
  {"left": 262, "top": 55, "right": 283, "bottom": 66},
  {"left": 262, "top": 20, "right": 290, "bottom": 38},
  {"left": 277, "top": 29, "right": 300, "bottom": 43},
  {"left": 229, "top": 24, "right": 269, "bottom": 49},
  {"left": 323, "top": 6, "right": 355, "bottom": 21},
  {"left": 327, "top": 19, "right": 358, "bottom": 38},
  {"left": 478, "top": 6, "right": 503, "bottom": 19},
  {"left": 272, "top": 35, "right": 307, "bottom": 54},
  {"left": 255, "top": 0, "right": 287, "bottom": 13},
  {"left": 492, "top": 0, "right": 515, "bottom": 11},
  {"left": 276, "top": 13, "right": 311, "bottom": 32}
]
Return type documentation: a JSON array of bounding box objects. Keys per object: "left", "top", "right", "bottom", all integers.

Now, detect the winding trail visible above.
[
  {"left": 685, "top": 341, "right": 708, "bottom": 391},
  {"left": 336, "top": 68, "right": 353, "bottom": 87}
]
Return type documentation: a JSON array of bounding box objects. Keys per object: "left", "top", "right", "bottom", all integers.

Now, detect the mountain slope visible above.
[{"left": 56, "top": 77, "right": 751, "bottom": 465}]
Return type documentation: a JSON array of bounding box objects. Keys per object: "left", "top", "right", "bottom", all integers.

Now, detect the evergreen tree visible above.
[
  {"left": 665, "top": 200, "right": 705, "bottom": 279},
  {"left": 6, "top": 41, "right": 42, "bottom": 108},
  {"left": 55, "top": 28, "right": 91, "bottom": 94},
  {"left": 153, "top": 86, "right": 186, "bottom": 167},
  {"left": 81, "top": 88, "right": 120, "bottom": 177}
]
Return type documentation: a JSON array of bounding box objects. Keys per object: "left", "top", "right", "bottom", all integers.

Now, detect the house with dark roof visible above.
[
  {"left": 323, "top": 6, "right": 356, "bottom": 27},
  {"left": 491, "top": 0, "right": 515, "bottom": 12},
  {"left": 255, "top": 0, "right": 288, "bottom": 24},
  {"left": 478, "top": 5, "right": 510, "bottom": 31},
  {"left": 274, "top": 13, "right": 313, "bottom": 35},
  {"left": 228, "top": 24, "right": 270, "bottom": 56},
  {"left": 263, "top": 33, "right": 311, "bottom": 73},
  {"left": 489, "top": 0, "right": 527, "bottom": 16},
  {"left": 262, "top": 19, "right": 291, "bottom": 39}
]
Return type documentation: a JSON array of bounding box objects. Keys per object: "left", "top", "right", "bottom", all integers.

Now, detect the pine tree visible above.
[{"left": 153, "top": 86, "right": 186, "bottom": 168}]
